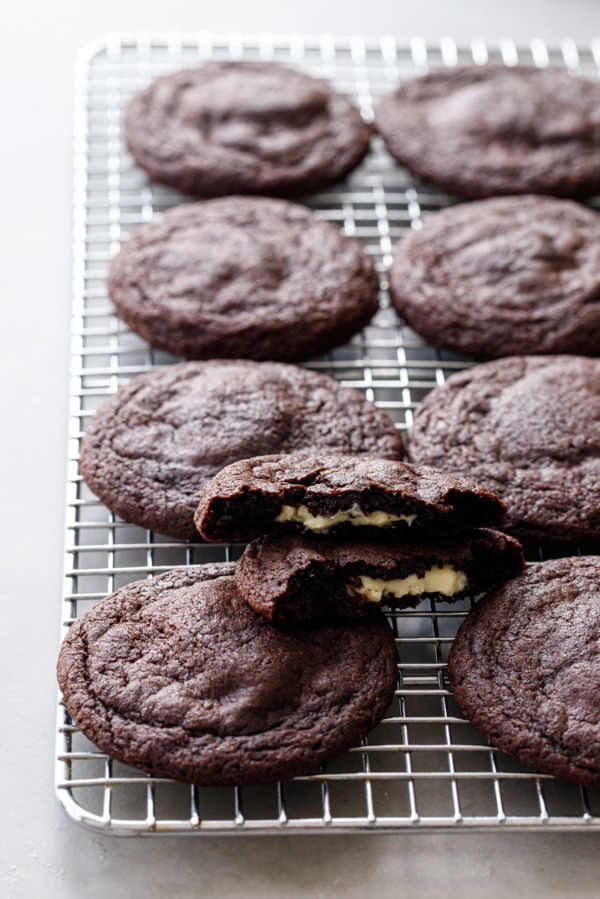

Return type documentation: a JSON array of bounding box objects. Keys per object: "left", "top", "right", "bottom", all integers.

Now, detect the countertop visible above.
[{"left": 2, "top": 1, "right": 600, "bottom": 896}]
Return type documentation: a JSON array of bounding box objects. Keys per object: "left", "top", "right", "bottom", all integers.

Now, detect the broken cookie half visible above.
[
  {"left": 235, "top": 530, "right": 525, "bottom": 621},
  {"left": 194, "top": 453, "right": 507, "bottom": 543}
]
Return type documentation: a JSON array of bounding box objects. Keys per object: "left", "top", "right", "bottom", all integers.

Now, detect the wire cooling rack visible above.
[{"left": 56, "top": 32, "right": 600, "bottom": 834}]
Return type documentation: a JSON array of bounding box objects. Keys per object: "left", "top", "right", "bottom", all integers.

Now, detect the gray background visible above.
[{"left": 2, "top": 1, "right": 600, "bottom": 897}]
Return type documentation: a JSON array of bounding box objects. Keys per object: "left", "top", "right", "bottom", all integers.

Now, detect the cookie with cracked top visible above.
[
  {"left": 389, "top": 195, "right": 600, "bottom": 358},
  {"left": 79, "top": 361, "right": 403, "bottom": 541},
  {"left": 375, "top": 65, "right": 600, "bottom": 199},
  {"left": 107, "top": 197, "right": 379, "bottom": 362},
  {"left": 57, "top": 563, "right": 398, "bottom": 786},
  {"left": 448, "top": 557, "right": 600, "bottom": 786},
  {"left": 194, "top": 453, "right": 507, "bottom": 543},
  {"left": 125, "top": 61, "right": 371, "bottom": 196},
  {"left": 406, "top": 355, "right": 600, "bottom": 543},
  {"left": 236, "top": 529, "right": 524, "bottom": 621}
]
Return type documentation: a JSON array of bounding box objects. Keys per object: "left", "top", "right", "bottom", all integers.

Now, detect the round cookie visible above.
[
  {"left": 107, "top": 197, "right": 379, "bottom": 362},
  {"left": 448, "top": 557, "right": 600, "bottom": 786},
  {"left": 406, "top": 355, "right": 600, "bottom": 543},
  {"left": 375, "top": 66, "right": 600, "bottom": 199},
  {"left": 389, "top": 196, "right": 600, "bottom": 358},
  {"left": 79, "top": 360, "right": 403, "bottom": 540},
  {"left": 57, "top": 563, "right": 398, "bottom": 786},
  {"left": 125, "top": 61, "right": 371, "bottom": 196}
]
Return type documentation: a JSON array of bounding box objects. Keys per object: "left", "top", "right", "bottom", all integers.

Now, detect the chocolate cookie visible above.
[
  {"left": 194, "top": 453, "right": 506, "bottom": 543},
  {"left": 79, "top": 362, "right": 403, "bottom": 540},
  {"left": 236, "top": 530, "right": 524, "bottom": 620},
  {"left": 57, "top": 563, "right": 398, "bottom": 786},
  {"left": 389, "top": 195, "right": 600, "bottom": 358},
  {"left": 448, "top": 557, "right": 600, "bottom": 786},
  {"left": 406, "top": 355, "right": 600, "bottom": 543},
  {"left": 107, "top": 197, "right": 379, "bottom": 362},
  {"left": 125, "top": 61, "right": 371, "bottom": 196},
  {"left": 375, "top": 66, "right": 600, "bottom": 199}
]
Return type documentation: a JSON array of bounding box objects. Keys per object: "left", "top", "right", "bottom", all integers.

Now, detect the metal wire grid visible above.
[{"left": 56, "top": 32, "right": 600, "bottom": 834}]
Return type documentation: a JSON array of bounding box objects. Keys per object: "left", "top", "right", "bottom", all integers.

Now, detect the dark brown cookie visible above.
[
  {"left": 194, "top": 453, "right": 506, "bottom": 543},
  {"left": 448, "top": 557, "right": 600, "bottom": 786},
  {"left": 107, "top": 197, "right": 379, "bottom": 362},
  {"left": 375, "top": 65, "right": 600, "bottom": 199},
  {"left": 57, "top": 563, "right": 398, "bottom": 786},
  {"left": 125, "top": 61, "right": 371, "bottom": 196},
  {"left": 236, "top": 529, "right": 524, "bottom": 620},
  {"left": 406, "top": 355, "right": 600, "bottom": 543},
  {"left": 389, "top": 195, "right": 600, "bottom": 358},
  {"left": 79, "top": 362, "right": 403, "bottom": 540}
]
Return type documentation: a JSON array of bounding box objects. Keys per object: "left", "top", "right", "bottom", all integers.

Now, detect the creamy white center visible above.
[
  {"left": 350, "top": 565, "right": 468, "bottom": 603},
  {"left": 275, "top": 503, "right": 416, "bottom": 533}
]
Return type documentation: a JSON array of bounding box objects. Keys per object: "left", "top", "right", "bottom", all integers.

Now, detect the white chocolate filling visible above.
[
  {"left": 350, "top": 565, "right": 468, "bottom": 603},
  {"left": 275, "top": 503, "right": 416, "bottom": 533}
]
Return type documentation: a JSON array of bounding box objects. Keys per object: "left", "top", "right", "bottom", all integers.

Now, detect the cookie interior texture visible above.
[
  {"left": 57, "top": 564, "right": 398, "bottom": 786},
  {"left": 79, "top": 362, "right": 403, "bottom": 541},
  {"left": 448, "top": 557, "right": 600, "bottom": 786},
  {"left": 236, "top": 530, "right": 525, "bottom": 621},
  {"left": 407, "top": 355, "right": 600, "bottom": 543},
  {"left": 194, "top": 453, "right": 506, "bottom": 543},
  {"left": 389, "top": 195, "right": 600, "bottom": 358},
  {"left": 125, "top": 61, "right": 371, "bottom": 196},
  {"left": 107, "top": 196, "right": 379, "bottom": 363},
  {"left": 375, "top": 65, "right": 600, "bottom": 198}
]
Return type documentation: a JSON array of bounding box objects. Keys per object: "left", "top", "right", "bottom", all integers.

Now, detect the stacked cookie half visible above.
[{"left": 195, "top": 454, "right": 524, "bottom": 620}]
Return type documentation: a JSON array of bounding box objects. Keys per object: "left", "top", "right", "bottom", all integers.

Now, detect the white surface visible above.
[{"left": 2, "top": 1, "right": 600, "bottom": 897}]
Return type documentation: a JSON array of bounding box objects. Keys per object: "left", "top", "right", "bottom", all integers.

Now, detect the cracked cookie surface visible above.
[
  {"left": 389, "top": 195, "right": 600, "bottom": 358},
  {"left": 448, "top": 557, "right": 600, "bottom": 785},
  {"left": 376, "top": 66, "right": 600, "bottom": 198},
  {"left": 125, "top": 61, "right": 371, "bottom": 196},
  {"left": 407, "top": 356, "right": 600, "bottom": 542},
  {"left": 108, "top": 197, "right": 379, "bottom": 362},
  {"left": 57, "top": 563, "right": 398, "bottom": 786}
]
